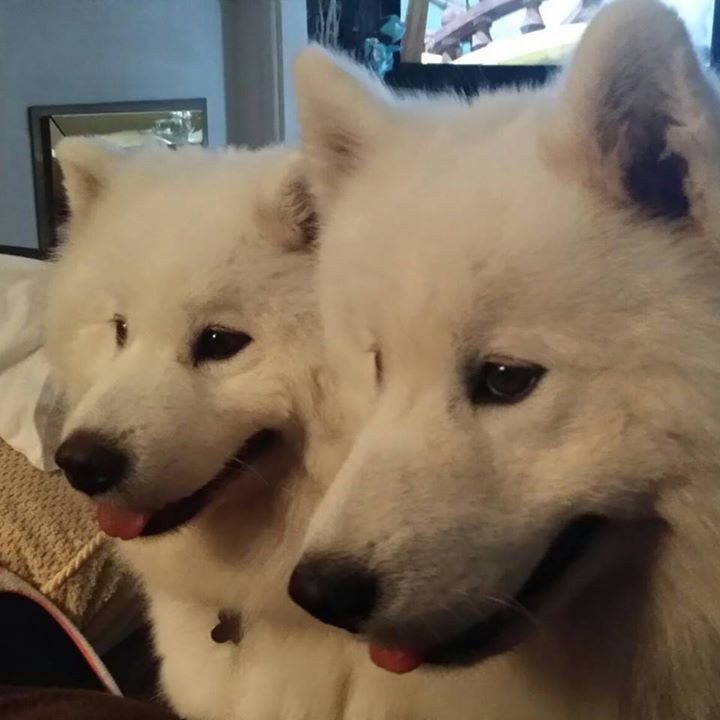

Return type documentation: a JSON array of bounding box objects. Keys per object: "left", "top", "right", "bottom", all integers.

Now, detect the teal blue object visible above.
[
  {"left": 380, "top": 15, "right": 405, "bottom": 43},
  {"left": 363, "top": 37, "right": 397, "bottom": 76}
]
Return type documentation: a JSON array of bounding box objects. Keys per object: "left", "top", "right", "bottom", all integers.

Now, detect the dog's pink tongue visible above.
[
  {"left": 369, "top": 645, "right": 425, "bottom": 674},
  {"left": 96, "top": 504, "right": 151, "bottom": 540}
]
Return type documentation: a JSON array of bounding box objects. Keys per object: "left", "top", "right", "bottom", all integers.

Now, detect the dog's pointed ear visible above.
[
  {"left": 54, "top": 137, "right": 122, "bottom": 222},
  {"left": 550, "top": 0, "right": 720, "bottom": 221},
  {"left": 294, "top": 45, "right": 394, "bottom": 209}
]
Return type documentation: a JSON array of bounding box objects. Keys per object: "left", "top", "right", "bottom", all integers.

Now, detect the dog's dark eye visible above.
[
  {"left": 113, "top": 315, "right": 127, "bottom": 348},
  {"left": 193, "top": 327, "right": 252, "bottom": 364},
  {"left": 466, "top": 360, "right": 545, "bottom": 405}
]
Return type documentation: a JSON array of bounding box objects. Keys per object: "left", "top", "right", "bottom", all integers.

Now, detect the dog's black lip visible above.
[
  {"left": 139, "top": 428, "right": 281, "bottom": 538},
  {"left": 404, "top": 515, "right": 608, "bottom": 667}
]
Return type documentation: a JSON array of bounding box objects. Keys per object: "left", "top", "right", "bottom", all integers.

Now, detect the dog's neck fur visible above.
[
  {"left": 632, "top": 486, "right": 720, "bottom": 720},
  {"left": 512, "top": 476, "right": 720, "bottom": 720}
]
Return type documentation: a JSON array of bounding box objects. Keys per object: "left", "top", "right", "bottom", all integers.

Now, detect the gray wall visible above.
[
  {"left": 222, "top": 0, "right": 282, "bottom": 149},
  {"left": 279, "top": 0, "right": 309, "bottom": 144},
  {"left": 0, "top": 0, "right": 227, "bottom": 250},
  {"left": 221, "top": 1, "right": 308, "bottom": 150}
]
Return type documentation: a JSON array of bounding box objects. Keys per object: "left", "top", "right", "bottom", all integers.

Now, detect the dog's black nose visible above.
[
  {"left": 55, "top": 431, "right": 130, "bottom": 496},
  {"left": 288, "top": 555, "right": 377, "bottom": 634}
]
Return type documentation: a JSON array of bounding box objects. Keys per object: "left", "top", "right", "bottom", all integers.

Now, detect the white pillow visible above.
[{"left": 0, "top": 255, "right": 62, "bottom": 470}]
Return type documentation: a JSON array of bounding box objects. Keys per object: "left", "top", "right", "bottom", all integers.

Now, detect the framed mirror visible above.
[{"left": 28, "top": 98, "right": 207, "bottom": 256}]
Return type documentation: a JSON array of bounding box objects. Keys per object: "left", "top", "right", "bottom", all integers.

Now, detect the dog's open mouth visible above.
[
  {"left": 95, "top": 429, "right": 282, "bottom": 541},
  {"left": 368, "top": 514, "right": 608, "bottom": 673}
]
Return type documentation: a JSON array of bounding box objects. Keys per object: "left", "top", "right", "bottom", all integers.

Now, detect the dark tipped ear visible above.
[
  {"left": 54, "top": 137, "right": 122, "bottom": 222},
  {"left": 257, "top": 162, "right": 319, "bottom": 253},
  {"left": 294, "top": 45, "right": 394, "bottom": 210},
  {"left": 276, "top": 173, "right": 319, "bottom": 251},
  {"left": 549, "top": 0, "right": 720, "bottom": 221}
]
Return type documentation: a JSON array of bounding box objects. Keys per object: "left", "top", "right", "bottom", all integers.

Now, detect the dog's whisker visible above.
[
  {"left": 227, "top": 456, "right": 270, "bottom": 487},
  {"left": 480, "top": 594, "right": 545, "bottom": 637}
]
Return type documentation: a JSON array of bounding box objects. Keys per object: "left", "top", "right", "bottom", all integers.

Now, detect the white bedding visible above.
[{"left": 0, "top": 254, "right": 62, "bottom": 470}]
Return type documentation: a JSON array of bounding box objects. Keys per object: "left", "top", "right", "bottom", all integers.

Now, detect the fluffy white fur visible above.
[
  {"left": 294, "top": 1, "right": 720, "bottom": 718},
  {"left": 47, "top": 141, "right": 525, "bottom": 719}
]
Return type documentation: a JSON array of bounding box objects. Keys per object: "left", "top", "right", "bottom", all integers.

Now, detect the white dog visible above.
[
  {"left": 47, "top": 141, "right": 517, "bottom": 720},
  {"left": 290, "top": 1, "right": 720, "bottom": 718},
  {"left": 46, "top": 142, "right": 344, "bottom": 719}
]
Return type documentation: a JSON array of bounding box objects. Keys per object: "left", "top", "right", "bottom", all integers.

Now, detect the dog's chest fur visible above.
[
  {"left": 117, "top": 467, "right": 567, "bottom": 720},
  {"left": 147, "top": 592, "right": 575, "bottom": 720}
]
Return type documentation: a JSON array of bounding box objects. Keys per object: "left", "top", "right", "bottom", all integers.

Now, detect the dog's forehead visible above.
[
  {"left": 81, "top": 153, "right": 280, "bottom": 259},
  {"left": 58, "top": 162, "right": 298, "bottom": 329},
  {"left": 323, "top": 126, "right": 686, "bottom": 360},
  {"left": 107, "top": 174, "right": 255, "bottom": 250},
  {"left": 325, "top": 129, "right": 547, "bottom": 292}
]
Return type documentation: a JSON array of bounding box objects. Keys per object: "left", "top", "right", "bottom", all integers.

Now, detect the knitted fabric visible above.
[{"left": 0, "top": 437, "right": 138, "bottom": 642}]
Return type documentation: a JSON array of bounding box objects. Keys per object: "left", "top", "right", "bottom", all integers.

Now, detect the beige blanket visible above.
[{"left": 0, "top": 438, "right": 139, "bottom": 651}]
